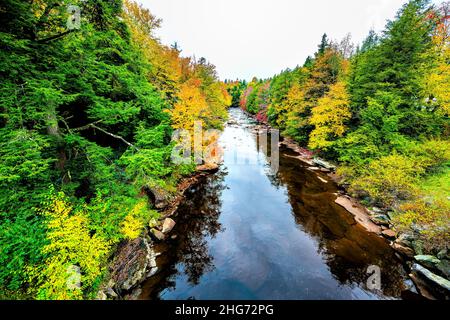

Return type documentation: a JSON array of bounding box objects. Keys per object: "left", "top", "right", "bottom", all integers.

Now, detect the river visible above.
[{"left": 140, "top": 108, "right": 408, "bottom": 300}]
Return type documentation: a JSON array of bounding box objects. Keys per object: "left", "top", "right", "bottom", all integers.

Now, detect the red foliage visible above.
[
  {"left": 256, "top": 110, "right": 268, "bottom": 124},
  {"left": 240, "top": 86, "right": 253, "bottom": 111}
]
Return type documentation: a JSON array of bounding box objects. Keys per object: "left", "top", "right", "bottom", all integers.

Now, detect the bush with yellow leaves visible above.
[
  {"left": 392, "top": 199, "right": 450, "bottom": 252},
  {"left": 27, "top": 192, "right": 110, "bottom": 300}
]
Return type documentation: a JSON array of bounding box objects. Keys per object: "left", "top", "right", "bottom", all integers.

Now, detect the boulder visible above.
[
  {"left": 162, "top": 218, "right": 176, "bottom": 234},
  {"left": 317, "top": 176, "right": 328, "bottom": 184},
  {"left": 382, "top": 229, "right": 397, "bottom": 239},
  {"left": 414, "top": 255, "right": 441, "bottom": 270},
  {"left": 106, "top": 287, "right": 118, "bottom": 299},
  {"left": 150, "top": 228, "right": 166, "bottom": 241},
  {"left": 370, "top": 214, "right": 390, "bottom": 226},
  {"left": 396, "top": 233, "right": 414, "bottom": 248},
  {"left": 143, "top": 185, "right": 170, "bottom": 210},
  {"left": 409, "top": 273, "right": 437, "bottom": 300},
  {"left": 412, "top": 263, "right": 450, "bottom": 298},
  {"left": 109, "top": 237, "right": 153, "bottom": 292},
  {"left": 149, "top": 249, "right": 157, "bottom": 268},
  {"left": 96, "top": 291, "right": 107, "bottom": 300},
  {"left": 312, "top": 158, "right": 336, "bottom": 171},
  {"left": 403, "top": 278, "right": 418, "bottom": 294},
  {"left": 391, "top": 243, "right": 415, "bottom": 258},
  {"left": 414, "top": 255, "right": 450, "bottom": 279},
  {"left": 147, "top": 267, "right": 158, "bottom": 278},
  {"left": 196, "top": 163, "right": 220, "bottom": 173},
  {"left": 371, "top": 207, "right": 384, "bottom": 214},
  {"left": 148, "top": 218, "right": 158, "bottom": 228}
]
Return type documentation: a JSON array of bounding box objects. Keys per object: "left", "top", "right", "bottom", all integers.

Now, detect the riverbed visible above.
[{"left": 140, "top": 108, "right": 408, "bottom": 300}]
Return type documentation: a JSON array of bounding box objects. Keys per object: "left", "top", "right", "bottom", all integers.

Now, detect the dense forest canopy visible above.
[
  {"left": 0, "top": 0, "right": 230, "bottom": 299},
  {"left": 234, "top": 0, "right": 449, "bottom": 256},
  {"left": 0, "top": 0, "right": 449, "bottom": 300}
]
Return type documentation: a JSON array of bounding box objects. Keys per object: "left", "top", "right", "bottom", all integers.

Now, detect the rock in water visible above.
[
  {"left": 412, "top": 263, "right": 450, "bottom": 299},
  {"left": 312, "top": 158, "right": 336, "bottom": 171},
  {"left": 162, "top": 218, "right": 176, "bottom": 234},
  {"left": 196, "top": 163, "right": 220, "bottom": 173}
]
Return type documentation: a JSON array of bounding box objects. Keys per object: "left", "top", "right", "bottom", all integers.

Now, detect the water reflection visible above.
[
  {"left": 140, "top": 172, "right": 226, "bottom": 298},
  {"left": 140, "top": 108, "right": 407, "bottom": 300},
  {"left": 266, "top": 145, "right": 406, "bottom": 298}
]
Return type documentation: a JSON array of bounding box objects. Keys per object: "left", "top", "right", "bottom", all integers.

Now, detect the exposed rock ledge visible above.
[
  {"left": 98, "top": 168, "right": 218, "bottom": 300},
  {"left": 334, "top": 196, "right": 382, "bottom": 234},
  {"left": 109, "top": 237, "right": 156, "bottom": 293},
  {"left": 278, "top": 132, "right": 450, "bottom": 300}
]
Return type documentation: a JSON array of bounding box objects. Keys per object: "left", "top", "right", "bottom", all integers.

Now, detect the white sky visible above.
[{"left": 138, "top": 0, "right": 445, "bottom": 81}]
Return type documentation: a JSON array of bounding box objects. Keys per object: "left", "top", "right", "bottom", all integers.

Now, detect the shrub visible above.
[
  {"left": 349, "top": 153, "right": 421, "bottom": 207},
  {"left": 393, "top": 199, "right": 450, "bottom": 252},
  {"left": 28, "top": 192, "right": 110, "bottom": 300}
]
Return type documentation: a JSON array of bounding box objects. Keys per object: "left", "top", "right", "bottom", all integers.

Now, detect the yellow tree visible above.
[
  {"left": 28, "top": 192, "right": 110, "bottom": 300},
  {"left": 282, "top": 83, "right": 308, "bottom": 139},
  {"left": 167, "top": 78, "right": 209, "bottom": 133},
  {"left": 308, "top": 81, "right": 351, "bottom": 150}
]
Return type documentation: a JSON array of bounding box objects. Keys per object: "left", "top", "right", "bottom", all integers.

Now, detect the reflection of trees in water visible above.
[
  {"left": 262, "top": 150, "right": 406, "bottom": 298},
  {"left": 161, "top": 171, "right": 226, "bottom": 291}
]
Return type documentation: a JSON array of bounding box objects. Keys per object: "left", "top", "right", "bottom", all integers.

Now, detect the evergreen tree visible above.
[{"left": 316, "top": 33, "right": 329, "bottom": 56}]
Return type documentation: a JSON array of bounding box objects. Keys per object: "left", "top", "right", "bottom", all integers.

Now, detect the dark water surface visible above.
[{"left": 140, "top": 108, "right": 408, "bottom": 300}]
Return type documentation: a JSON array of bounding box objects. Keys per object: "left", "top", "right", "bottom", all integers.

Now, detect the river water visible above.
[{"left": 140, "top": 108, "right": 408, "bottom": 300}]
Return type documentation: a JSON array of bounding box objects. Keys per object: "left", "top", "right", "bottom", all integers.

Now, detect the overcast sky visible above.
[{"left": 138, "top": 0, "right": 444, "bottom": 81}]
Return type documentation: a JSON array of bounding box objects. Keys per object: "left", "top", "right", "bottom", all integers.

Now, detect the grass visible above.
[{"left": 421, "top": 164, "right": 450, "bottom": 202}]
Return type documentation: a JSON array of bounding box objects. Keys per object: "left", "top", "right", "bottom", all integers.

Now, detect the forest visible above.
[
  {"left": 0, "top": 0, "right": 230, "bottom": 299},
  {"left": 233, "top": 0, "right": 449, "bottom": 258},
  {"left": 0, "top": 0, "right": 449, "bottom": 301}
]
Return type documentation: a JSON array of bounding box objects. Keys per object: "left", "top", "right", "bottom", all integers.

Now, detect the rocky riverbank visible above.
[
  {"left": 96, "top": 164, "right": 220, "bottom": 300},
  {"left": 235, "top": 110, "right": 449, "bottom": 299},
  {"left": 278, "top": 136, "right": 449, "bottom": 300},
  {"left": 98, "top": 111, "right": 449, "bottom": 300}
]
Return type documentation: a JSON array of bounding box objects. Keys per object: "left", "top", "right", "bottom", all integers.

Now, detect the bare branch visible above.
[
  {"left": 37, "top": 30, "right": 74, "bottom": 44},
  {"left": 73, "top": 122, "right": 140, "bottom": 152}
]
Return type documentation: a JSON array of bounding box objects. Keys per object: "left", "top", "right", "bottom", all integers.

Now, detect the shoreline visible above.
[
  {"left": 99, "top": 108, "right": 448, "bottom": 300},
  {"left": 246, "top": 110, "right": 449, "bottom": 300},
  {"left": 97, "top": 166, "right": 219, "bottom": 300}
]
